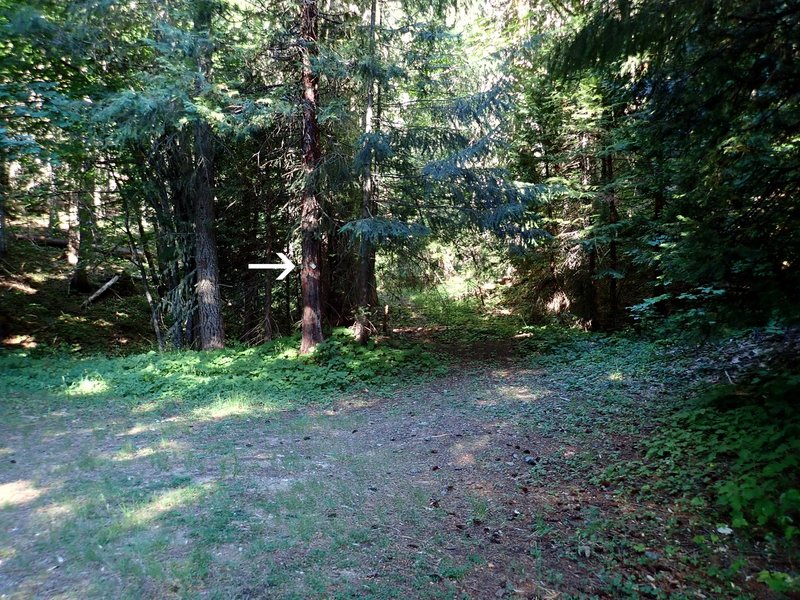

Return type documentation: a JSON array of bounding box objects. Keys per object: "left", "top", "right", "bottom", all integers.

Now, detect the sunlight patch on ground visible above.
[
  {"left": 23, "top": 272, "right": 56, "bottom": 284},
  {"left": 124, "top": 484, "right": 209, "bottom": 527},
  {"left": 0, "top": 480, "right": 43, "bottom": 507},
  {"left": 490, "top": 385, "right": 540, "bottom": 403},
  {"left": 450, "top": 437, "right": 491, "bottom": 467},
  {"left": 120, "top": 423, "right": 157, "bottom": 437},
  {"left": 2, "top": 335, "right": 37, "bottom": 348},
  {"left": 112, "top": 440, "right": 184, "bottom": 461},
  {"left": 340, "top": 397, "right": 377, "bottom": 410},
  {"left": 56, "top": 314, "right": 88, "bottom": 324},
  {"left": 191, "top": 403, "right": 255, "bottom": 420},
  {"left": 0, "top": 280, "right": 37, "bottom": 294},
  {"left": 34, "top": 502, "right": 74, "bottom": 522},
  {"left": 65, "top": 377, "right": 109, "bottom": 396},
  {"left": 130, "top": 402, "right": 159, "bottom": 414},
  {"left": 189, "top": 396, "right": 287, "bottom": 421}
]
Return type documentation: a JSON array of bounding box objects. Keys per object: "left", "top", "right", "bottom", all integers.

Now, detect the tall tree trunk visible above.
[
  {"left": 299, "top": 0, "right": 324, "bottom": 354},
  {"left": 192, "top": 1, "right": 225, "bottom": 350},
  {"left": 71, "top": 165, "right": 95, "bottom": 292},
  {"left": 352, "top": 0, "right": 379, "bottom": 345},
  {"left": 602, "top": 153, "right": 619, "bottom": 329},
  {"left": 0, "top": 156, "right": 8, "bottom": 256}
]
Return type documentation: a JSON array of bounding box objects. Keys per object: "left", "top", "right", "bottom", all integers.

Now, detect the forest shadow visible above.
[
  {"left": 1, "top": 363, "right": 623, "bottom": 599},
  {"left": 1, "top": 334, "right": 787, "bottom": 599},
  {"left": 1, "top": 234, "right": 151, "bottom": 353}
]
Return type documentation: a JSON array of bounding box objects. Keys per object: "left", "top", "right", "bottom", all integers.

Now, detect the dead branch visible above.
[{"left": 81, "top": 275, "right": 120, "bottom": 309}]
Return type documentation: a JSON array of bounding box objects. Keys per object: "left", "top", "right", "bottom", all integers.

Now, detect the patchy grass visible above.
[{"left": 1, "top": 326, "right": 798, "bottom": 598}]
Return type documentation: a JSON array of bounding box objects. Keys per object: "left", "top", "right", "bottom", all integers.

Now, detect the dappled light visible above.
[
  {"left": 1, "top": 328, "right": 798, "bottom": 597},
  {"left": 449, "top": 437, "right": 491, "bottom": 468},
  {"left": 0, "top": 480, "right": 43, "bottom": 507},
  {"left": 110, "top": 439, "right": 186, "bottom": 462},
  {"left": 120, "top": 423, "right": 158, "bottom": 437},
  {"left": 33, "top": 502, "right": 73, "bottom": 521},
  {"left": 0, "top": 280, "right": 36, "bottom": 295},
  {"left": 493, "top": 384, "right": 541, "bottom": 404},
  {"left": 2, "top": 335, "right": 37, "bottom": 349},
  {"left": 65, "top": 376, "right": 109, "bottom": 397},
  {"left": 1, "top": 0, "right": 798, "bottom": 594},
  {"left": 190, "top": 402, "right": 260, "bottom": 421},
  {"left": 125, "top": 484, "right": 211, "bottom": 528}
]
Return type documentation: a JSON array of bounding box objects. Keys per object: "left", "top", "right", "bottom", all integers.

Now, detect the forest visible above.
[{"left": 1, "top": 0, "right": 799, "bottom": 597}]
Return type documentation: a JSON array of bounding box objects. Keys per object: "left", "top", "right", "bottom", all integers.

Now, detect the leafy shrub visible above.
[
  {"left": 0, "top": 330, "right": 447, "bottom": 414},
  {"left": 639, "top": 374, "right": 800, "bottom": 539}
]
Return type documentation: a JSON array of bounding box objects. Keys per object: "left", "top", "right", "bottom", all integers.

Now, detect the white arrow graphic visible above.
[{"left": 248, "top": 252, "right": 296, "bottom": 280}]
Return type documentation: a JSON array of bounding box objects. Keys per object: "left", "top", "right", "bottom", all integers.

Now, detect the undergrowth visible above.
[
  {"left": 576, "top": 337, "right": 800, "bottom": 593},
  {"left": 1, "top": 240, "right": 152, "bottom": 354},
  {"left": 638, "top": 375, "right": 800, "bottom": 536},
  {"left": 513, "top": 325, "right": 799, "bottom": 594},
  {"left": 393, "top": 286, "right": 525, "bottom": 343},
  {"left": 0, "top": 328, "right": 447, "bottom": 415}
]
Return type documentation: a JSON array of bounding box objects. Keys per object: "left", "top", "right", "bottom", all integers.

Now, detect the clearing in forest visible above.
[{"left": 1, "top": 331, "right": 793, "bottom": 599}]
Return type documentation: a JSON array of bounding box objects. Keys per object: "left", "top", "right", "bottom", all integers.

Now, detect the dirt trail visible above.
[
  {"left": 289, "top": 350, "right": 656, "bottom": 599},
  {"left": 0, "top": 347, "right": 772, "bottom": 599},
  {"left": 309, "top": 368, "right": 592, "bottom": 598}
]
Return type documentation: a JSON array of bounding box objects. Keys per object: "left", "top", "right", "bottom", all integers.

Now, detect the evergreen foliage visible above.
[
  {"left": 1, "top": 0, "right": 799, "bottom": 593},
  {"left": 3, "top": 0, "right": 797, "bottom": 342}
]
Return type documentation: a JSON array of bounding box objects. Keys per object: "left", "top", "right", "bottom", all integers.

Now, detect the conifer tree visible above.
[
  {"left": 192, "top": 0, "right": 225, "bottom": 349},
  {"left": 299, "top": 0, "right": 325, "bottom": 353}
]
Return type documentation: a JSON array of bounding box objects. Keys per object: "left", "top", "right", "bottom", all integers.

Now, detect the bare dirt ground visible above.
[{"left": 0, "top": 342, "right": 780, "bottom": 599}]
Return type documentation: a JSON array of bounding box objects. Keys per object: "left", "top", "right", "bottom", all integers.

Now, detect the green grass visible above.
[
  {"left": 0, "top": 328, "right": 447, "bottom": 419},
  {"left": 0, "top": 328, "right": 455, "bottom": 599},
  {"left": 2, "top": 310, "right": 798, "bottom": 598}
]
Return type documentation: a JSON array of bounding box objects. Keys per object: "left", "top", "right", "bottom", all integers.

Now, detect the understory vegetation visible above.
[
  {"left": 2, "top": 0, "right": 800, "bottom": 597},
  {"left": 1, "top": 331, "right": 444, "bottom": 412},
  {"left": 2, "top": 287, "right": 799, "bottom": 597}
]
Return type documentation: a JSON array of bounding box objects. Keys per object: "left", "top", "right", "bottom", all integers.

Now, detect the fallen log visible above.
[
  {"left": 13, "top": 233, "right": 67, "bottom": 248},
  {"left": 81, "top": 274, "right": 120, "bottom": 309},
  {"left": 12, "top": 234, "right": 139, "bottom": 257}
]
